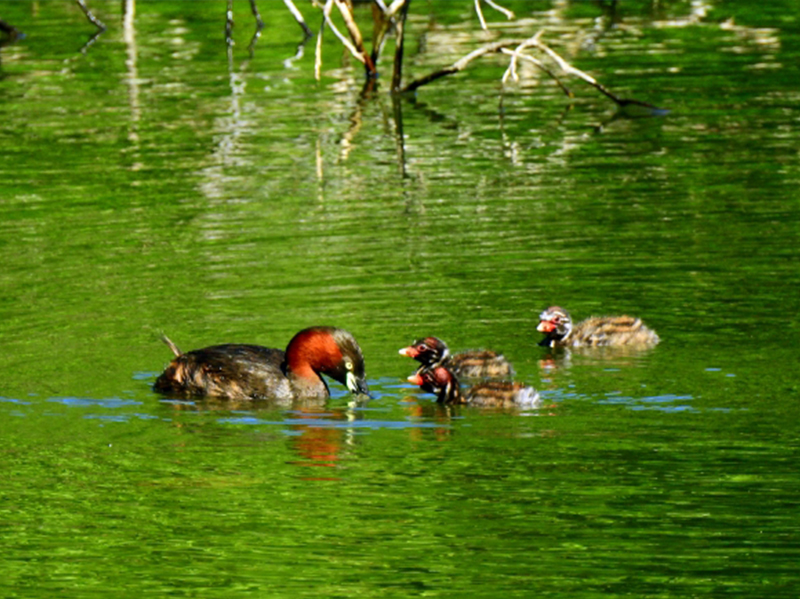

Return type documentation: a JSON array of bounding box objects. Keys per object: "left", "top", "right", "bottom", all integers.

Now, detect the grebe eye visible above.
[
  {"left": 419, "top": 344, "right": 429, "bottom": 351},
  {"left": 345, "top": 359, "right": 354, "bottom": 371}
]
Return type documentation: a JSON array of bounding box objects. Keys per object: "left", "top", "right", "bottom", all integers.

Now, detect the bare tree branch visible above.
[
  {"left": 386, "top": 0, "right": 408, "bottom": 19},
  {"left": 371, "top": 5, "right": 391, "bottom": 66},
  {"left": 400, "top": 40, "right": 523, "bottom": 93},
  {"left": 335, "top": 0, "right": 376, "bottom": 76},
  {"left": 502, "top": 31, "right": 543, "bottom": 84},
  {"left": 373, "top": 0, "right": 389, "bottom": 15},
  {"left": 391, "top": 0, "right": 411, "bottom": 92},
  {"left": 371, "top": 0, "right": 409, "bottom": 66},
  {"left": 484, "top": 0, "right": 514, "bottom": 20},
  {"left": 302, "top": 2, "right": 655, "bottom": 110},
  {"left": 500, "top": 48, "right": 573, "bottom": 98},
  {"left": 400, "top": 32, "right": 657, "bottom": 111},
  {"left": 474, "top": 0, "right": 487, "bottom": 31},
  {"left": 319, "top": 0, "right": 366, "bottom": 65},
  {"left": 475, "top": 0, "right": 514, "bottom": 30},
  {"left": 533, "top": 38, "right": 623, "bottom": 104}
]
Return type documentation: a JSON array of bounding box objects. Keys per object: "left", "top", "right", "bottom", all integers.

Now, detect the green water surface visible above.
[{"left": 1, "top": 1, "right": 799, "bottom": 597}]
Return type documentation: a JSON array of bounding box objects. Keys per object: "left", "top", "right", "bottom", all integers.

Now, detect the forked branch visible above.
[
  {"left": 400, "top": 40, "right": 521, "bottom": 93},
  {"left": 335, "top": 0, "right": 376, "bottom": 76},
  {"left": 399, "top": 31, "right": 658, "bottom": 109},
  {"left": 474, "top": 0, "right": 514, "bottom": 31},
  {"left": 297, "top": 2, "right": 656, "bottom": 110}
]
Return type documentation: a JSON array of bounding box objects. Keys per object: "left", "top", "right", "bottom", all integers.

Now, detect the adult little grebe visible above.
[
  {"left": 407, "top": 364, "right": 541, "bottom": 409},
  {"left": 399, "top": 336, "right": 513, "bottom": 379},
  {"left": 153, "top": 326, "right": 370, "bottom": 401},
  {"left": 537, "top": 306, "right": 660, "bottom": 348}
]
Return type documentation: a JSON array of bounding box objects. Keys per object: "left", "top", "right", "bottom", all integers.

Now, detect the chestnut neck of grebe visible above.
[
  {"left": 413, "top": 365, "right": 461, "bottom": 404},
  {"left": 285, "top": 326, "right": 369, "bottom": 396}
]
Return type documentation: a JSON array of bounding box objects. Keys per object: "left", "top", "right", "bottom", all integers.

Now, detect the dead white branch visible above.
[
  {"left": 387, "top": 0, "right": 408, "bottom": 18},
  {"left": 475, "top": 0, "right": 515, "bottom": 30},
  {"left": 320, "top": 0, "right": 366, "bottom": 64},
  {"left": 500, "top": 48, "right": 573, "bottom": 97},
  {"left": 401, "top": 40, "right": 524, "bottom": 92},
  {"left": 474, "top": 0, "right": 488, "bottom": 30},
  {"left": 484, "top": 0, "right": 514, "bottom": 20},
  {"left": 502, "top": 31, "right": 544, "bottom": 83},
  {"left": 335, "top": 0, "right": 375, "bottom": 73}
]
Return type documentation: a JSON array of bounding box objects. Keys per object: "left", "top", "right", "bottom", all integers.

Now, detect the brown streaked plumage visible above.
[
  {"left": 408, "top": 365, "right": 541, "bottom": 409},
  {"left": 399, "top": 336, "right": 513, "bottom": 380},
  {"left": 153, "top": 326, "right": 369, "bottom": 402},
  {"left": 537, "top": 306, "right": 660, "bottom": 348}
]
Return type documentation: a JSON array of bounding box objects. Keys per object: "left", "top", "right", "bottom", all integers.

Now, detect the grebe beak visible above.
[
  {"left": 346, "top": 371, "right": 371, "bottom": 398},
  {"left": 407, "top": 372, "right": 424, "bottom": 386},
  {"left": 537, "top": 320, "right": 557, "bottom": 333}
]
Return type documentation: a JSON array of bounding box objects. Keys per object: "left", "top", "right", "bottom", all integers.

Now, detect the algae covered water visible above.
[{"left": 1, "top": 1, "right": 799, "bottom": 596}]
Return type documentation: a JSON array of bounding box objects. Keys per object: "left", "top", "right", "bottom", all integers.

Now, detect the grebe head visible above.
[
  {"left": 537, "top": 306, "right": 573, "bottom": 345},
  {"left": 398, "top": 336, "right": 450, "bottom": 367},
  {"left": 407, "top": 364, "right": 460, "bottom": 404},
  {"left": 286, "top": 327, "right": 370, "bottom": 396}
]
